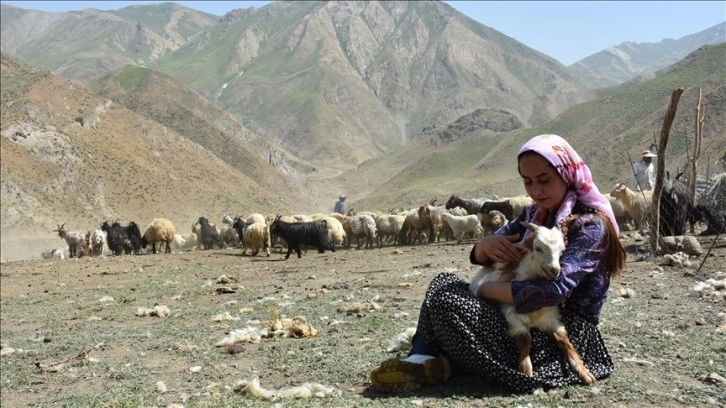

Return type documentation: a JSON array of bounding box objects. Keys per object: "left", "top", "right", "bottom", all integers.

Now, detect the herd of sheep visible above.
[{"left": 45, "top": 176, "right": 725, "bottom": 261}]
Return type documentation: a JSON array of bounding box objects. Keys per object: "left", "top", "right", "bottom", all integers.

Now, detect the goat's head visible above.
[
  {"left": 445, "top": 195, "right": 462, "bottom": 209},
  {"left": 520, "top": 222, "right": 565, "bottom": 280},
  {"left": 54, "top": 222, "right": 68, "bottom": 237}
]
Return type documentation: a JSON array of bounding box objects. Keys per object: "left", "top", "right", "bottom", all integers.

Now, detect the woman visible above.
[{"left": 370, "top": 134, "right": 625, "bottom": 393}]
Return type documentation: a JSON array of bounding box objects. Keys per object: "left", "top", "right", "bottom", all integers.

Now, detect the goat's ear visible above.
[{"left": 519, "top": 221, "right": 538, "bottom": 233}]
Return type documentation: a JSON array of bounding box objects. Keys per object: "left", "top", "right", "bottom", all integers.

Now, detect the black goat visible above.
[
  {"left": 101, "top": 220, "right": 139, "bottom": 255},
  {"left": 691, "top": 204, "right": 726, "bottom": 235},
  {"left": 270, "top": 216, "right": 335, "bottom": 259},
  {"left": 659, "top": 173, "right": 694, "bottom": 237},
  {"left": 231, "top": 217, "right": 247, "bottom": 241},
  {"left": 445, "top": 195, "right": 488, "bottom": 215},
  {"left": 125, "top": 221, "right": 143, "bottom": 254},
  {"left": 478, "top": 199, "right": 516, "bottom": 221},
  {"left": 198, "top": 216, "right": 223, "bottom": 250}
]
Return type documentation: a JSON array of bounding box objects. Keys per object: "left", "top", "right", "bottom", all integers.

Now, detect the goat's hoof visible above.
[
  {"left": 579, "top": 371, "right": 596, "bottom": 385},
  {"left": 519, "top": 362, "right": 534, "bottom": 377}
]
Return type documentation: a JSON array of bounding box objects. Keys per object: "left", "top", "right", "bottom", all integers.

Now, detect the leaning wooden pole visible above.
[
  {"left": 688, "top": 88, "right": 705, "bottom": 204},
  {"left": 651, "top": 88, "right": 684, "bottom": 252}
]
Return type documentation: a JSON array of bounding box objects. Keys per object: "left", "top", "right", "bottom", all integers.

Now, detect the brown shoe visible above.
[{"left": 370, "top": 356, "right": 451, "bottom": 392}]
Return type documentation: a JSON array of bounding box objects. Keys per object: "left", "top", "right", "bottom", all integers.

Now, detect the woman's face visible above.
[{"left": 519, "top": 153, "right": 568, "bottom": 212}]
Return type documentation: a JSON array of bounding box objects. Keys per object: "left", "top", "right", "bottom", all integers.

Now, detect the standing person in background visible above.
[
  {"left": 334, "top": 195, "right": 347, "bottom": 214},
  {"left": 631, "top": 150, "right": 657, "bottom": 191}
]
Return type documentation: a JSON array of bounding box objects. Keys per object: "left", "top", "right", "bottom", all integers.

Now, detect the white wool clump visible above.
[
  {"left": 337, "top": 301, "right": 380, "bottom": 313},
  {"left": 235, "top": 376, "right": 341, "bottom": 401},
  {"left": 693, "top": 277, "right": 726, "bottom": 300},
  {"left": 135, "top": 304, "right": 170, "bottom": 317},
  {"left": 212, "top": 312, "right": 241, "bottom": 321},
  {"left": 216, "top": 327, "right": 264, "bottom": 346},
  {"left": 156, "top": 381, "right": 168, "bottom": 393},
  {"left": 215, "top": 310, "right": 319, "bottom": 346},
  {"left": 386, "top": 327, "right": 417, "bottom": 352},
  {"left": 616, "top": 287, "right": 636, "bottom": 298},
  {"left": 663, "top": 252, "right": 692, "bottom": 267}
]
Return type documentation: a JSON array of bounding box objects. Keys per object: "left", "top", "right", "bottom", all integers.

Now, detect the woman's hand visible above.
[{"left": 473, "top": 233, "right": 521, "bottom": 264}]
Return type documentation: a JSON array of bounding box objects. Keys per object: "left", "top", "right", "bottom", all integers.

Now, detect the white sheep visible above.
[
  {"left": 342, "top": 215, "right": 377, "bottom": 249},
  {"left": 242, "top": 222, "right": 271, "bottom": 257},
  {"left": 610, "top": 183, "right": 652, "bottom": 231},
  {"left": 480, "top": 210, "right": 509, "bottom": 235},
  {"left": 171, "top": 232, "right": 197, "bottom": 250},
  {"left": 41, "top": 248, "right": 66, "bottom": 260},
  {"left": 373, "top": 213, "right": 406, "bottom": 246},
  {"left": 246, "top": 213, "right": 267, "bottom": 226},
  {"left": 89, "top": 229, "right": 107, "bottom": 256},
  {"left": 441, "top": 212, "right": 483, "bottom": 243},
  {"left": 320, "top": 216, "right": 346, "bottom": 247},
  {"left": 141, "top": 218, "right": 176, "bottom": 254},
  {"left": 291, "top": 214, "right": 313, "bottom": 222},
  {"left": 54, "top": 223, "right": 88, "bottom": 258},
  {"left": 469, "top": 222, "right": 595, "bottom": 385}
]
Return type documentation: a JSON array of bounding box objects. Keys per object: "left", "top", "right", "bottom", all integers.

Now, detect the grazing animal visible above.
[
  {"left": 609, "top": 183, "right": 652, "bottom": 231},
  {"left": 440, "top": 212, "right": 483, "bottom": 243},
  {"left": 418, "top": 203, "right": 448, "bottom": 243},
  {"left": 141, "top": 218, "right": 176, "bottom": 254},
  {"left": 342, "top": 215, "right": 377, "bottom": 249},
  {"left": 54, "top": 223, "right": 88, "bottom": 258},
  {"left": 445, "top": 195, "right": 489, "bottom": 215},
  {"left": 101, "top": 221, "right": 129, "bottom": 255},
  {"left": 373, "top": 213, "right": 406, "bottom": 246},
  {"left": 41, "top": 248, "right": 66, "bottom": 260},
  {"left": 89, "top": 229, "right": 106, "bottom": 256},
  {"left": 659, "top": 172, "right": 694, "bottom": 237},
  {"left": 125, "top": 221, "right": 143, "bottom": 254},
  {"left": 469, "top": 222, "right": 596, "bottom": 385},
  {"left": 197, "top": 216, "right": 223, "bottom": 250},
  {"left": 478, "top": 196, "right": 533, "bottom": 222},
  {"left": 690, "top": 204, "right": 726, "bottom": 235},
  {"left": 269, "top": 216, "right": 335, "bottom": 259},
  {"left": 100, "top": 220, "right": 141, "bottom": 255},
  {"left": 320, "top": 216, "right": 346, "bottom": 247},
  {"left": 479, "top": 210, "right": 509, "bottom": 235},
  {"left": 242, "top": 223, "right": 271, "bottom": 257},
  {"left": 398, "top": 209, "right": 428, "bottom": 245}
]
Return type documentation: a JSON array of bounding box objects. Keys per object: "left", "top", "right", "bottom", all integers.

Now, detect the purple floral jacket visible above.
[{"left": 471, "top": 203, "right": 612, "bottom": 323}]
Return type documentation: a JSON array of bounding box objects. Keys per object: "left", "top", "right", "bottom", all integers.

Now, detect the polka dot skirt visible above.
[{"left": 415, "top": 273, "right": 614, "bottom": 393}]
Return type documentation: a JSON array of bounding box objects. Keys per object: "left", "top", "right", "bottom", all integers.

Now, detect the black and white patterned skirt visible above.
[{"left": 415, "top": 273, "right": 614, "bottom": 393}]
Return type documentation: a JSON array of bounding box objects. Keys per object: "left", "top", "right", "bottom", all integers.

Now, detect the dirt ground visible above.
[{"left": 1, "top": 231, "right": 725, "bottom": 407}]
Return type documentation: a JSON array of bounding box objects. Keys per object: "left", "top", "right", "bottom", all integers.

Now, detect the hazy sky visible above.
[{"left": 2, "top": 1, "right": 724, "bottom": 65}]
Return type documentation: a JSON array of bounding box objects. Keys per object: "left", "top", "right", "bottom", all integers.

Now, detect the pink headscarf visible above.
[{"left": 518, "top": 134, "right": 619, "bottom": 236}]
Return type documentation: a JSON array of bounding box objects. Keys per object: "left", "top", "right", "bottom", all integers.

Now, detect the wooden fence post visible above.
[{"left": 651, "top": 88, "right": 684, "bottom": 252}]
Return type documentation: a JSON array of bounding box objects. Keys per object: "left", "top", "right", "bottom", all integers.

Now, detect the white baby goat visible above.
[{"left": 469, "top": 221, "right": 596, "bottom": 385}]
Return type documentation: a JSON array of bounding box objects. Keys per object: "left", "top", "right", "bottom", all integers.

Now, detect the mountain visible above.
[
  {"left": 0, "top": 52, "right": 305, "bottom": 261},
  {"left": 1, "top": 1, "right": 588, "bottom": 173},
  {"left": 350, "top": 43, "right": 726, "bottom": 211},
  {"left": 570, "top": 22, "right": 726, "bottom": 89},
  {"left": 0, "top": 2, "right": 218, "bottom": 80}
]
